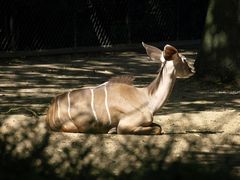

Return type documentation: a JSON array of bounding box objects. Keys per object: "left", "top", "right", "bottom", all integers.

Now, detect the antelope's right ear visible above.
[{"left": 142, "top": 42, "right": 162, "bottom": 61}]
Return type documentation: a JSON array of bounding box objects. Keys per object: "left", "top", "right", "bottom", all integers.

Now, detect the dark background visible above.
[{"left": 0, "top": 0, "right": 208, "bottom": 52}]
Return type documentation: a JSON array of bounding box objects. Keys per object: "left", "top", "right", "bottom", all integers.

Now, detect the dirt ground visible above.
[{"left": 0, "top": 48, "right": 240, "bottom": 179}]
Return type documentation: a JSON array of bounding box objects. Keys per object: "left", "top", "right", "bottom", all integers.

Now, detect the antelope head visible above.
[{"left": 142, "top": 42, "right": 195, "bottom": 78}]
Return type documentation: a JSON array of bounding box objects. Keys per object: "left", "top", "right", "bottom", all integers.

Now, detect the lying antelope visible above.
[{"left": 46, "top": 43, "right": 195, "bottom": 135}]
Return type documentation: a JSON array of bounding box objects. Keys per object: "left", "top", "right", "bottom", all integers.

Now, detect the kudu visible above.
[{"left": 45, "top": 43, "right": 195, "bottom": 135}]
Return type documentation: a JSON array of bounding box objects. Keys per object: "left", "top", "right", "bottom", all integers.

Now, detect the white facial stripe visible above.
[
  {"left": 57, "top": 98, "right": 61, "bottom": 120},
  {"left": 67, "top": 91, "right": 73, "bottom": 121},
  {"left": 104, "top": 85, "right": 111, "bottom": 125},
  {"left": 90, "top": 88, "right": 98, "bottom": 121}
]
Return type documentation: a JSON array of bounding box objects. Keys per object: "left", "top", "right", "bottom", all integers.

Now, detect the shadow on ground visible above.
[
  {"left": 0, "top": 49, "right": 240, "bottom": 179},
  {"left": 0, "top": 114, "right": 240, "bottom": 180}
]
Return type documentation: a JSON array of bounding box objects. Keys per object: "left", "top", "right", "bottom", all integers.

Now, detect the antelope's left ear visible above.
[
  {"left": 163, "top": 44, "right": 178, "bottom": 60},
  {"left": 142, "top": 42, "right": 162, "bottom": 61}
]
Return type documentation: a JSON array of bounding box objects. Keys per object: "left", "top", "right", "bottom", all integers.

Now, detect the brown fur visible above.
[
  {"left": 46, "top": 97, "right": 58, "bottom": 131},
  {"left": 109, "top": 75, "right": 135, "bottom": 85},
  {"left": 45, "top": 43, "right": 194, "bottom": 135},
  {"left": 142, "top": 42, "right": 162, "bottom": 61},
  {"left": 163, "top": 45, "right": 178, "bottom": 60}
]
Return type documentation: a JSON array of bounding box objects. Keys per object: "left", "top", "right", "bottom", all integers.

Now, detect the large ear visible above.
[
  {"left": 163, "top": 44, "right": 178, "bottom": 60},
  {"left": 142, "top": 42, "right": 162, "bottom": 61}
]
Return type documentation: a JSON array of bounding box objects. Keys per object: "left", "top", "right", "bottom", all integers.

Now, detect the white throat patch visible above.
[{"left": 160, "top": 53, "right": 166, "bottom": 63}]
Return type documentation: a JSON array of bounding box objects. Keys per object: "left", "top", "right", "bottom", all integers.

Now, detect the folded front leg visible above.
[
  {"left": 117, "top": 112, "right": 162, "bottom": 135},
  {"left": 131, "top": 125, "right": 162, "bottom": 135}
]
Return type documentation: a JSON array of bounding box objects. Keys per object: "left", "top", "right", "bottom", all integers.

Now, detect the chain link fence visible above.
[{"left": 0, "top": 0, "right": 208, "bottom": 53}]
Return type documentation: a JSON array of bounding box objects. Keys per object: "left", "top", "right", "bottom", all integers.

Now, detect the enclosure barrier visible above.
[{"left": 0, "top": 0, "right": 208, "bottom": 56}]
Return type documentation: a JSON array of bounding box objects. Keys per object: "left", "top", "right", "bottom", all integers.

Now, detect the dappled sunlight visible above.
[
  {"left": 0, "top": 114, "right": 239, "bottom": 179},
  {"left": 0, "top": 115, "right": 48, "bottom": 158},
  {"left": 0, "top": 50, "right": 240, "bottom": 179},
  {"left": 156, "top": 110, "right": 239, "bottom": 134},
  {"left": 0, "top": 51, "right": 161, "bottom": 114}
]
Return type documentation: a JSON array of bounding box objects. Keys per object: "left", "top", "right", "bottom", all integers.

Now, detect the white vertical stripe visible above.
[
  {"left": 57, "top": 98, "right": 61, "bottom": 120},
  {"left": 90, "top": 88, "right": 98, "bottom": 121},
  {"left": 67, "top": 91, "right": 73, "bottom": 120},
  {"left": 104, "top": 85, "right": 111, "bottom": 125}
]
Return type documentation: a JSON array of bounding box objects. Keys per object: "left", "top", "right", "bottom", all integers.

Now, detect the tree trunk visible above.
[{"left": 195, "top": 0, "right": 240, "bottom": 87}]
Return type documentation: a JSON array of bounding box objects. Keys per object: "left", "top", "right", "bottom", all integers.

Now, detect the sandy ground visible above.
[{"left": 0, "top": 49, "right": 240, "bottom": 179}]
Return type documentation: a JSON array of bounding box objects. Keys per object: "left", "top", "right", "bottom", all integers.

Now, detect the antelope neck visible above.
[{"left": 147, "top": 60, "right": 176, "bottom": 115}]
